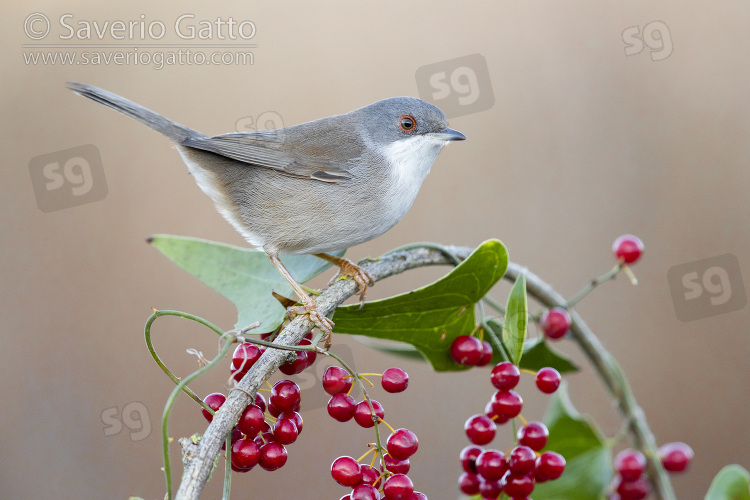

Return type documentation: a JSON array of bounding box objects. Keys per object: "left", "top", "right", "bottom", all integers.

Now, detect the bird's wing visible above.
[{"left": 181, "top": 129, "right": 354, "bottom": 183}]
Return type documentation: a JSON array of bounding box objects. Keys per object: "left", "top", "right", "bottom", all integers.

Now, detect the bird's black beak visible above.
[{"left": 428, "top": 127, "right": 466, "bottom": 141}]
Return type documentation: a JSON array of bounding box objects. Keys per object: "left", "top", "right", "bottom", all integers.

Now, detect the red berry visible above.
[
  {"left": 477, "top": 341, "right": 493, "bottom": 367},
  {"left": 450, "top": 335, "right": 484, "bottom": 365},
  {"left": 483, "top": 400, "right": 509, "bottom": 425},
  {"left": 536, "top": 367, "right": 561, "bottom": 394},
  {"left": 278, "top": 410, "right": 303, "bottom": 435},
  {"left": 331, "top": 456, "right": 363, "bottom": 487},
  {"left": 360, "top": 464, "right": 382, "bottom": 488},
  {"left": 258, "top": 441, "right": 287, "bottom": 471},
  {"left": 237, "top": 403, "right": 265, "bottom": 437},
  {"left": 353, "top": 399, "right": 385, "bottom": 428},
  {"left": 231, "top": 461, "right": 252, "bottom": 473},
  {"left": 535, "top": 451, "right": 565, "bottom": 480},
  {"left": 254, "top": 393, "right": 266, "bottom": 413},
  {"left": 613, "top": 234, "right": 644, "bottom": 264},
  {"left": 272, "top": 417, "right": 298, "bottom": 445},
  {"left": 614, "top": 475, "right": 650, "bottom": 499},
  {"left": 201, "top": 393, "right": 226, "bottom": 422},
  {"left": 508, "top": 445, "right": 536, "bottom": 475},
  {"left": 501, "top": 471, "right": 534, "bottom": 497},
  {"left": 382, "top": 367, "right": 409, "bottom": 393},
  {"left": 221, "top": 428, "right": 242, "bottom": 451},
  {"left": 323, "top": 366, "right": 353, "bottom": 395},
  {"left": 279, "top": 350, "right": 309, "bottom": 375},
  {"left": 253, "top": 431, "right": 273, "bottom": 448},
  {"left": 490, "top": 390, "right": 523, "bottom": 419},
  {"left": 328, "top": 393, "right": 356, "bottom": 422},
  {"left": 490, "top": 361, "right": 520, "bottom": 391},
  {"left": 478, "top": 477, "right": 503, "bottom": 498},
  {"left": 351, "top": 484, "right": 380, "bottom": 500},
  {"left": 517, "top": 421, "right": 549, "bottom": 451},
  {"left": 297, "top": 338, "right": 317, "bottom": 366},
  {"left": 387, "top": 428, "right": 419, "bottom": 460},
  {"left": 460, "top": 445, "right": 483, "bottom": 474},
  {"left": 267, "top": 400, "right": 283, "bottom": 418},
  {"left": 270, "top": 380, "right": 301, "bottom": 412},
  {"left": 231, "top": 438, "right": 260, "bottom": 470},
  {"left": 476, "top": 449, "right": 507, "bottom": 481},
  {"left": 539, "top": 307, "right": 571, "bottom": 340},
  {"left": 231, "top": 343, "right": 262, "bottom": 374},
  {"left": 409, "top": 493, "right": 427, "bottom": 500},
  {"left": 458, "top": 472, "right": 480, "bottom": 495},
  {"left": 383, "top": 473, "right": 414, "bottom": 500},
  {"left": 614, "top": 449, "right": 646, "bottom": 481},
  {"left": 659, "top": 442, "right": 693, "bottom": 473},
  {"left": 464, "top": 414, "right": 496, "bottom": 445},
  {"left": 384, "top": 454, "right": 410, "bottom": 474}
]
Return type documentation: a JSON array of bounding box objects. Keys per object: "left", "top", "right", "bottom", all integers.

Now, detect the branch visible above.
[
  {"left": 174, "top": 245, "right": 674, "bottom": 500},
  {"left": 175, "top": 245, "right": 470, "bottom": 499}
]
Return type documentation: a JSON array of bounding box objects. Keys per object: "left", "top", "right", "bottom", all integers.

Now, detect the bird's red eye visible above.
[{"left": 399, "top": 114, "right": 416, "bottom": 133}]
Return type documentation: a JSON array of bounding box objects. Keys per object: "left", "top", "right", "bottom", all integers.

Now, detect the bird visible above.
[{"left": 67, "top": 82, "right": 466, "bottom": 337}]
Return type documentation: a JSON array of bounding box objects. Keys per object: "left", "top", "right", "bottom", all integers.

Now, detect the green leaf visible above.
[
  {"left": 148, "top": 235, "right": 343, "bottom": 331},
  {"left": 519, "top": 337, "right": 579, "bottom": 374},
  {"left": 706, "top": 465, "right": 750, "bottom": 500},
  {"left": 532, "top": 383, "right": 612, "bottom": 500},
  {"left": 503, "top": 273, "right": 527, "bottom": 365},
  {"left": 484, "top": 318, "right": 510, "bottom": 364},
  {"left": 332, "top": 240, "right": 509, "bottom": 371}
]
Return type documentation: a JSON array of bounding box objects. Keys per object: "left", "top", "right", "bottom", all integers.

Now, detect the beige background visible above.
[{"left": 3, "top": 1, "right": 749, "bottom": 499}]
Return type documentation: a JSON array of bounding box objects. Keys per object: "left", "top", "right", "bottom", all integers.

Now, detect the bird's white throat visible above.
[
  {"left": 382, "top": 134, "right": 447, "bottom": 186},
  {"left": 379, "top": 134, "right": 448, "bottom": 223}
]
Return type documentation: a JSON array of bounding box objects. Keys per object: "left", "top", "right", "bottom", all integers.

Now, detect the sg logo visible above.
[
  {"left": 415, "top": 53, "right": 494, "bottom": 118},
  {"left": 235, "top": 111, "right": 286, "bottom": 142},
  {"left": 101, "top": 401, "right": 152, "bottom": 441},
  {"left": 29, "top": 144, "right": 107, "bottom": 212},
  {"left": 668, "top": 254, "right": 746, "bottom": 322},
  {"left": 622, "top": 21, "right": 673, "bottom": 62}
]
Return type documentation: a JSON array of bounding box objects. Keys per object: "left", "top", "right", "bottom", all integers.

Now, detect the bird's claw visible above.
[
  {"left": 287, "top": 296, "right": 334, "bottom": 346},
  {"left": 328, "top": 259, "right": 375, "bottom": 308}
]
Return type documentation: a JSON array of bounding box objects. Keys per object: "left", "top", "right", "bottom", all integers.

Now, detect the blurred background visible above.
[{"left": 3, "top": 1, "right": 749, "bottom": 498}]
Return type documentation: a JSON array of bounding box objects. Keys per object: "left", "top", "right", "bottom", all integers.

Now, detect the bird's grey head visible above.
[
  {"left": 350, "top": 97, "right": 465, "bottom": 184},
  {"left": 355, "top": 96, "right": 466, "bottom": 148}
]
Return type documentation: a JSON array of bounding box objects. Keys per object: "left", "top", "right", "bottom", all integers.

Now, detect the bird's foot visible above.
[
  {"left": 287, "top": 294, "right": 334, "bottom": 346},
  {"left": 327, "top": 258, "right": 375, "bottom": 308}
]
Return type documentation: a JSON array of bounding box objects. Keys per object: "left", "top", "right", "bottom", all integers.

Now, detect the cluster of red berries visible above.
[
  {"left": 324, "top": 365, "right": 427, "bottom": 499},
  {"left": 610, "top": 443, "right": 693, "bottom": 499},
  {"left": 459, "top": 361, "right": 565, "bottom": 499},
  {"left": 200, "top": 336, "right": 317, "bottom": 473},
  {"left": 202, "top": 376, "right": 301, "bottom": 472}
]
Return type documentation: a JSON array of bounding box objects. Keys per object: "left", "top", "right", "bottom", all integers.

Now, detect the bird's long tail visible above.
[{"left": 66, "top": 82, "right": 201, "bottom": 143}]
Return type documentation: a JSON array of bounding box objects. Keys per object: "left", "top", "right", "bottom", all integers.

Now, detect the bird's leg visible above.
[
  {"left": 267, "top": 252, "right": 334, "bottom": 338},
  {"left": 313, "top": 253, "right": 374, "bottom": 307}
]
